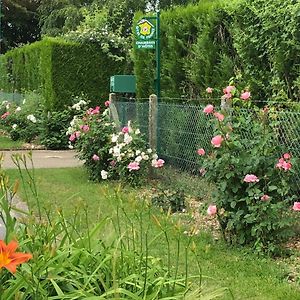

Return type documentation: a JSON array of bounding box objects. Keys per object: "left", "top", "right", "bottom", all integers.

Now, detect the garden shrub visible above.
[
  {"left": 68, "top": 103, "right": 165, "bottom": 186},
  {"left": 0, "top": 95, "right": 43, "bottom": 143},
  {"left": 151, "top": 186, "right": 186, "bottom": 213},
  {"left": 0, "top": 37, "right": 125, "bottom": 112},
  {"left": 197, "top": 85, "right": 298, "bottom": 253}
]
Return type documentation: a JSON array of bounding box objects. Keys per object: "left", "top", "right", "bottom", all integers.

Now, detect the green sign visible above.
[{"left": 135, "top": 18, "right": 156, "bottom": 50}]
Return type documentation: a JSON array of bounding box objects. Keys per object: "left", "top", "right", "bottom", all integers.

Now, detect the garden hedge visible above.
[
  {"left": 133, "top": 0, "right": 300, "bottom": 101},
  {"left": 0, "top": 38, "right": 125, "bottom": 110}
]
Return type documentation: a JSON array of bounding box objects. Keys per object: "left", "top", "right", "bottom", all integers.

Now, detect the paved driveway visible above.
[{"left": 1, "top": 150, "right": 83, "bottom": 169}]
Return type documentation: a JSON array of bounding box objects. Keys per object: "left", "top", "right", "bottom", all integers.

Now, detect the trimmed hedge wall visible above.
[
  {"left": 0, "top": 38, "right": 125, "bottom": 110},
  {"left": 133, "top": 0, "right": 300, "bottom": 101}
]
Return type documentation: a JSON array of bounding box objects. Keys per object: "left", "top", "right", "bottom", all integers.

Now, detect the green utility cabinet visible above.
[{"left": 110, "top": 75, "right": 136, "bottom": 93}]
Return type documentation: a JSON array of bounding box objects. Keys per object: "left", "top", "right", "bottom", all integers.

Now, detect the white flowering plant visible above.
[
  {"left": 103, "top": 121, "right": 165, "bottom": 186},
  {"left": 68, "top": 103, "right": 165, "bottom": 185},
  {"left": 0, "top": 100, "right": 42, "bottom": 143}
]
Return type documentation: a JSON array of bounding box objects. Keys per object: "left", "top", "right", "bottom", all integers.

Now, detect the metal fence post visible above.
[
  {"left": 149, "top": 94, "right": 158, "bottom": 151},
  {"left": 109, "top": 93, "right": 121, "bottom": 131}
]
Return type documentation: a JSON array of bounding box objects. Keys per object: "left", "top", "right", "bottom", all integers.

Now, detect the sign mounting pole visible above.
[
  {"left": 155, "top": 11, "right": 161, "bottom": 100},
  {"left": 135, "top": 12, "right": 161, "bottom": 100}
]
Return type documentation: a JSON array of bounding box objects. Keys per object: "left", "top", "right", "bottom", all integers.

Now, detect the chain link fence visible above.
[
  {"left": 0, "top": 91, "right": 25, "bottom": 105},
  {"left": 114, "top": 98, "right": 300, "bottom": 192}
]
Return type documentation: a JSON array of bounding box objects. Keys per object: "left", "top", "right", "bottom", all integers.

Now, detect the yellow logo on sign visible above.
[
  {"left": 139, "top": 21, "right": 152, "bottom": 36},
  {"left": 136, "top": 19, "right": 155, "bottom": 40}
]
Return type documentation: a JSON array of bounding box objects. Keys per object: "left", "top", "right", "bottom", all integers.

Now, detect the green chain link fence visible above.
[
  {"left": 0, "top": 91, "right": 25, "bottom": 105},
  {"left": 114, "top": 98, "right": 300, "bottom": 194}
]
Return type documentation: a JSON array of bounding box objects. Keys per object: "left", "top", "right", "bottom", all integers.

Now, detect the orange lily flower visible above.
[{"left": 0, "top": 240, "right": 32, "bottom": 273}]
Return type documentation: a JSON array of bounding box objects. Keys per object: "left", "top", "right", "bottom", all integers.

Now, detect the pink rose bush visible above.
[
  {"left": 69, "top": 105, "right": 165, "bottom": 186},
  {"left": 197, "top": 84, "right": 298, "bottom": 253}
]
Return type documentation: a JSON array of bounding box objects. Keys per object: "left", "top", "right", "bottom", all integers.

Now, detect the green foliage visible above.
[
  {"left": 1, "top": 0, "right": 40, "bottom": 53},
  {"left": 133, "top": 0, "right": 300, "bottom": 101},
  {"left": 198, "top": 87, "right": 298, "bottom": 253},
  {"left": 0, "top": 94, "right": 43, "bottom": 143},
  {"left": 0, "top": 155, "right": 216, "bottom": 299},
  {"left": 68, "top": 105, "right": 115, "bottom": 181},
  {"left": 0, "top": 37, "right": 126, "bottom": 111},
  {"left": 69, "top": 105, "right": 165, "bottom": 185},
  {"left": 151, "top": 187, "right": 186, "bottom": 212}
]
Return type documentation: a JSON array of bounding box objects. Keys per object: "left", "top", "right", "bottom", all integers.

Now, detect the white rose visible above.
[
  {"left": 111, "top": 134, "right": 118, "bottom": 143},
  {"left": 124, "top": 133, "right": 133, "bottom": 144},
  {"left": 135, "top": 129, "right": 141, "bottom": 134},
  {"left": 12, "top": 124, "right": 17, "bottom": 130},
  {"left": 136, "top": 150, "right": 141, "bottom": 156},
  {"left": 147, "top": 148, "right": 153, "bottom": 154},
  {"left": 27, "top": 114, "right": 36, "bottom": 123},
  {"left": 152, "top": 153, "right": 158, "bottom": 160},
  {"left": 135, "top": 156, "right": 142, "bottom": 162},
  {"left": 101, "top": 170, "right": 108, "bottom": 179},
  {"left": 15, "top": 106, "right": 21, "bottom": 112}
]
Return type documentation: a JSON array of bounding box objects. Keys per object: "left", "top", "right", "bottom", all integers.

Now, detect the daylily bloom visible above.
[{"left": 0, "top": 240, "right": 32, "bottom": 273}]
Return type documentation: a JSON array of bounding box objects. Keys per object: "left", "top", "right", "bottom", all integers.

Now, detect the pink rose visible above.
[
  {"left": 223, "top": 93, "right": 232, "bottom": 99},
  {"left": 203, "top": 104, "right": 214, "bottom": 115},
  {"left": 206, "top": 87, "right": 213, "bottom": 94},
  {"left": 292, "top": 202, "right": 300, "bottom": 211},
  {"left": 211, "top": 135, "right": 224, "bottom": 148},
  {"left": 197, "top": 148, "right": 205, "bottom": 156},
  {"left": 92, "top": 154, "right": 100, "bottom": 161},
  {"left": 240, "top": 91, "right": 251, "bottom": 100},
  {"left": 69, "top": 134, "right": 76, "bottom": 142},
  {"left": 214, "top": 112, "right": 225, "bottom": 121},
  {"left": 243, "top": 174, "right": 259, "bottom": 183},
  {"left": 223, "top": 85, "right": 235, "bottom": 94},
  {"left": 1, "top": 111, "right": 10, "bottom": 119},
  {"left": 128, "top": 162, "right": 140, "bottom": 171},
  {"left": 207, "top": 205, "right": 217, "bottom": 216},
  {"left": 261, "top": 194, "right": 270, "bottom": 201},
  {"left": 105, "top": 100, "right": 111, "bottom": 107},
  {"left": 80, "top": 125, "right": 90, "bottom": 132},
  {"left": 281, "top": 161, "right": 292, "bottom": 171},
  {"left": 122, "top": 126, "right": 129, "bottom": 134},
  {"left": 75, "top": 131, "right": 81, "bottom": 138},
  {"left": 152, "top": 159, "right": 165, "bottom": 168},
  {"left": 283, "top": 153, "right": 291, "bottom": 160}
]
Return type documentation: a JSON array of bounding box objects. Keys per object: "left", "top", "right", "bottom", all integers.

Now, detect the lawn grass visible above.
[
  {"left": 0, "top": 135, "right": 24, "bottom": 149},
  {"left": 6, "top": 167, "right": 300, "bottom": 300}
]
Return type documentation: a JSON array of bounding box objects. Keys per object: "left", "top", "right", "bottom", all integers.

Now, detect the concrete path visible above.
[{"left": 1, "top": 150, "right": 83, "bottom": 169}]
